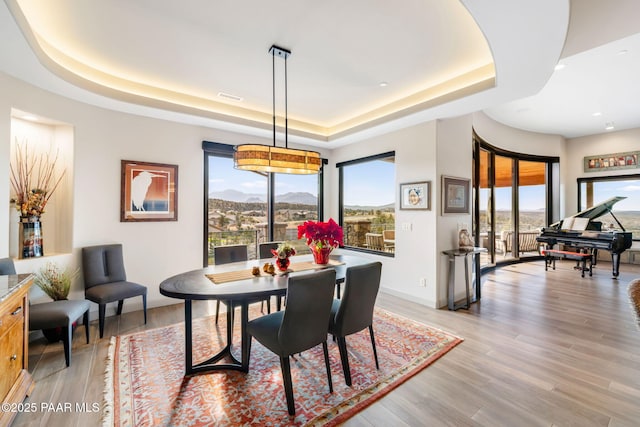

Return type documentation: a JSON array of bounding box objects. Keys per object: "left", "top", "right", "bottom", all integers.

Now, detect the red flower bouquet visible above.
[{"left": 297, "top": 219, "right": 343, "bottom": 264}]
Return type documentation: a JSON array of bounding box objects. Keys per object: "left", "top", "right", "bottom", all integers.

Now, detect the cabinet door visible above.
[{"left": 0, "top": 321, "right": 24, "bottom": 401}]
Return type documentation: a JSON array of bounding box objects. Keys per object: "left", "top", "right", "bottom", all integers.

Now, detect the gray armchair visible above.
[
  {"left": 328, "top": 261, "right": 382, "bottom": 386},
  {"left": 0, "top": 257, "right": 16, "bottom": 275},
  {"left": 81, "top": 244, "right": 147, "bottom": 338},
  {"left": 29, "top": 299, "right": 90, "bottom": 366},
  {"left": 0, "top": 257, "right": 90, "bottom": 366},
  {"left": 247, "top": 269, "right": 336, "bottom": 415}
]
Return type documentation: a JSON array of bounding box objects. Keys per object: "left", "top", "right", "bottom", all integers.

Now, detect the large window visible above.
[
  {"left": 473, "top": 135, "right": 558, "bottom": 266},
  {"left": 337, "top": 152, "right": 395, "bottom": 256},
  {"left": 203, "top": 141, "right": 323, "bottom": 265},
  {"left": 578, "top": 174, "right": 640, "bottom": 238}
]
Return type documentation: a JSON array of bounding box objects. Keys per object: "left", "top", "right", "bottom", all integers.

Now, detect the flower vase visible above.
[
  {"left": 19, "top": 216, "right": 43, "bottom": 258},
  {"left": 276, "top": 257, "right": 290, "bottom": 272},
  {"left": 310, "top": 246, "right": 332, "bottom": 265}
]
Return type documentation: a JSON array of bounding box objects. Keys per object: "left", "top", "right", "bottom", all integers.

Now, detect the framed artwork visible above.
[
  {"left": 120, "top": 160, "right": 178, "bottom": 222},
  {"left": 442, "top": 175, "right": 470, "bottom": 215},
  {"left": 584, "top": 150, "right": 639, "bottom": 172},
  {"left": 399, "top": 181, "right": 431, "bottom": 210}
]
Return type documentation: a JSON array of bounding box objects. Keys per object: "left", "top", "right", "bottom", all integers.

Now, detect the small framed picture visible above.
[
  {"left": 442, "top": 175, "right": 470, "bottom": 215},
  {"left": 121, "top": 160, "right": 178, "bottom": 222},
  {"left": 399, "top": 181, "right": 430, "bottom": 210}
]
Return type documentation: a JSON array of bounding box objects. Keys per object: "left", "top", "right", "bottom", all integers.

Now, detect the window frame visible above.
[
  {"left": 577, "top": 173, "right": 640, "bottom": 241},
  {"left": 203, "top": 141, "right": 326, "bottom": 266},
  {"left": 337, "top": 151, "right": 396, "bottom": 257}
]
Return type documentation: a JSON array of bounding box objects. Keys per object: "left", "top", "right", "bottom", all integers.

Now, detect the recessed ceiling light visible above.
[
  {"left": 617, "top": 49, "right": 629, "bottom": 56},
  {"left": 605, "top": 122, "right": 615, "bottom": 130},
  {"left": 592, "top": 112, "right": 602, "bottom": 117},
  {"left": 554, "top": 64, "right": 566, "bottom": 71},
  {"left": 379, "top": 82, "right": 388, "bottom": 87},
  {"left": 217, "top": 92, "right": 243, "bottom": 102}
]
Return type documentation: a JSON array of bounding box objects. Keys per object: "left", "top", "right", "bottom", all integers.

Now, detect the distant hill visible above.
[{"left": 209, "top": 189, "right": 318, "bottom": 205}]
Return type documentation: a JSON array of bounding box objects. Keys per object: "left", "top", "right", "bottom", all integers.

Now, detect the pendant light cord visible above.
[
  {"left": 285, "top": 52, "right": 288, "bottom": 148},
  {"left": 272, "top": 49, "right": 276, "bottom": 148}
]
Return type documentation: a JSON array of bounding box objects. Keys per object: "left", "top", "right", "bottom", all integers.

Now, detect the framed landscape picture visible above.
[
  {"left": 399, "top": 181, "right": 430, "bottom": 210},
  {"left": 442, "top": 175, "right": 470, "bottom": 215},
  {"left": 120, "top": 160, "right": 178, "bottom": 222}
]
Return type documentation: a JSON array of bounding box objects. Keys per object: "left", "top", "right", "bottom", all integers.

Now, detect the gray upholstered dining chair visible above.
[
  {"left": 213, "top": 244, "right": 252, "bottom": 324},
  {"left": 328, "top": 261, "right": 382, "bottom": 386},
  {"left": 247, "top": 268, "right": 337, "bottom": 416},
  {"left": 29, "top": 299, "right": 91, "bottom": 366},
  {"left": 82, "top": 244, "right": 147, "bottom": 338},
  {"left": 258, "top": 241, "right": 282, "bottom": 259},
  {"left": 1, "top": 257, "right": 91, "bottom": 366},
  {"left": 0, "top": 257, "right": 17, "bottom": 275}
]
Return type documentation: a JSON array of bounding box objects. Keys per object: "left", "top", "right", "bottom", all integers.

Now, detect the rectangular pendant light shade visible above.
[{"left": 234, "top": 144, "right": 321, "bottom": 174}]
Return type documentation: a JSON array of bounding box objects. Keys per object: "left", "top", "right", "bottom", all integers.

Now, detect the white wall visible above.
[
  {"left": 330, "top": 121, "right": 439, "bottom": 307},
  {"left": 566, "top": 128, "right": 640, "bottom": 210},
  {"left": 0, "top": 71, "right": 332, "bottom": 317},
  {"left": 3, "top": 70, "right": 631, "bottom": 316}
]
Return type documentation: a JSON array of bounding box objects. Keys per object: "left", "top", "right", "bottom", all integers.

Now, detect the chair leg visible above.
[
  {"left": 98, "top": 304, "right": 106, "bottom": 339},
  {"left": 84, "top": 310, "right": 90, "bottom": 344},
  {"left": 280, "top": 356, "right": 296, "bottom": 415},
  {"left": 116, "top": 300, "right": 124, "bottom": 315},
  {"left": 215, "top": 300, "right": 221, "bottom": 324},
  {"left": 266, "top": 298, "right": 271, "bottom": 314},
  {"left": 322, "top": 341, "right": 333, "bottom": 393},
  {"left": 368, "top": 325, "right": 379, "bottom": 369},
  {"left": 63, "top": 323, "right": 72, "bottom": 367},
  {"left": 142, "top": 294, "right": 147, "bottom": 324},
  {"left": 337, "top": 336, "right": 352, "bottom": 386}
]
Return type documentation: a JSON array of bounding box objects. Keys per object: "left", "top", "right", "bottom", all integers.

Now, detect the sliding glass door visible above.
[{"left": 473, "top": 134, "right": 558, "bottom": 267}]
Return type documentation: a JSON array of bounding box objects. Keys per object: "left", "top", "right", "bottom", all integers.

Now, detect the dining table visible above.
[{"left": 159, "top": 252, "right": 370, "bottom": 375}]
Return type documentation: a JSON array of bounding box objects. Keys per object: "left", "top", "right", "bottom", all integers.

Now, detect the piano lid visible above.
[
  {"left": 550, "top": 196, "right": 627, "bottom": 229},
  {"left": 572, "top": 196, "right": 627, "bottom": 219}
]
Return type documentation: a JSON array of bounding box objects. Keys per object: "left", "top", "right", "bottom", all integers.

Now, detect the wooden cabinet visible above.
[{"left": 0, "top": 274, "right": 34, "bottom": 427}]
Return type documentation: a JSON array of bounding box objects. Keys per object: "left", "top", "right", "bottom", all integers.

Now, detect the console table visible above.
[{"left": 442, "top": 247, "right": 486, "bottom": 310}]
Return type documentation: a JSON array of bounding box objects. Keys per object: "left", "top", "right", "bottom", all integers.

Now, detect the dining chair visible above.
[
  {"left": 328, "top": 261, "right": 382, "bottom": 386},
  {"left": 0, "top": 257, "right": 16, "bottom": 275},
  {"left": 1, "top": 257, "right": 91, "bottom": 366},
  {"left": 247, "top": 268, "right": 337, "bottom": 415},
  {"left": 29, "top": 299, "right": 91, "bottom": 366},
  {"left": 258, "top": 241, "right": 282, "bottom": 259},
  {"left": 213, "top": 244, "right": 271, "bottom": 323},
  {"left": 82, "top": 244, "right": 147, "bottom": 338}
]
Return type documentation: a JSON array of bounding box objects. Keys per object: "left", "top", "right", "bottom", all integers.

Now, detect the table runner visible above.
[{"left": 206, "top": 259, "right": 345, "bottom": 284}]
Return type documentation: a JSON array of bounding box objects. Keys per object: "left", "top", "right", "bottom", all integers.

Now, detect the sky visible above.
[
  {"left": 210, "top": 156, "right": 395, "bottom": 207},
  {"left": 483, "top": 179, "right": 640, "bottom": 211},
  {"left": 209, "top": 156, "right": 318, "bottom": 196}
]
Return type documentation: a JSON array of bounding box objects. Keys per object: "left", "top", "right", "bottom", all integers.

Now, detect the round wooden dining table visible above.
[{"left": 159, "top": 252, "right": 369, "bottom": 375}]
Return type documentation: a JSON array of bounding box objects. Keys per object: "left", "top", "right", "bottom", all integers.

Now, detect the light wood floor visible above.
[{"left": 12, "top": 260, "right": 640, "bottom": 427}]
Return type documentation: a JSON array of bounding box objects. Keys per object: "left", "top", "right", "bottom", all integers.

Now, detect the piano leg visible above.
[{"left": 612, "top": 252, "right": 621, "bottom": 278}]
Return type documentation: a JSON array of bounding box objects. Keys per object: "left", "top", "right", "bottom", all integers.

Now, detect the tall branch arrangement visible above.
[{"left": 9, "top": 141, "right": 66, "bottom": 217}]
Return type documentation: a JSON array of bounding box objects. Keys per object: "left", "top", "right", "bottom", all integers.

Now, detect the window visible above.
[
  {"left": 578, "top": 174, "right": 640, "bottom": 238},
  {"left": 337, "top": 152, "right": 395, "bottom": 255},
  {"left": 473, "top": 134, "right": 558, "bottom": 266},
  {"left": 203, "top": 141, "right": 323, "bottom": 265}
]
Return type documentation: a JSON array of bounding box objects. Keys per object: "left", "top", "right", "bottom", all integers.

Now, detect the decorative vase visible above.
[
  {"left": 276, "top": 257, "right": 290, "bottom": 272},
  {"left": 310, "top": 245, "right": 332, "bottom": 265},
  {"left": 19, "top": 216, "right": 43, "bottom": 258}
]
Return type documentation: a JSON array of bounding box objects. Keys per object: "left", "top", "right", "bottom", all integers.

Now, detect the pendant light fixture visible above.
[{"left": 234, "top": 45, "right": 321, "bottom": 174}]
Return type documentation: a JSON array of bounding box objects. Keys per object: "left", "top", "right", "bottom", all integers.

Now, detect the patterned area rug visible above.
[{"left": 103, "top": 306, "right": 462, "bottom": 426}]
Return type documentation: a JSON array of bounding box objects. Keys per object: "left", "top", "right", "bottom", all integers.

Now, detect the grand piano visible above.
[{"left": 537, "top": 197, "right": 633, "bottom": 278}]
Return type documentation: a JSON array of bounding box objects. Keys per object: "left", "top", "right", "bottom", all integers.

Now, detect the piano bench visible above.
[{"left": 542, "top": 249, "right": 593, "bottom": 278}]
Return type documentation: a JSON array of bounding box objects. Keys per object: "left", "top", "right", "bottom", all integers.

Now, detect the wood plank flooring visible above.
[{"left": 11, "top": 259, "right": 640, "bottom": 426}]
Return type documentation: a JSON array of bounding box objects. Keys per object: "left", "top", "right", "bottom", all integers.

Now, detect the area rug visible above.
[{"left": 102, "top": 307, "right": 462, "bottom": 426}]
